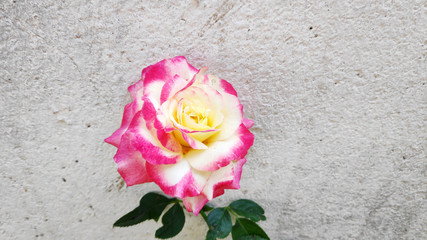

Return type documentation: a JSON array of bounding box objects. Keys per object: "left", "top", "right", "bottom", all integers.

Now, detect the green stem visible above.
[
  {"left": 199, "top": 210, "right": 209, "bottom": 227},
  {"left": 226, "top": 207, "right": 243, "bottom": 224}
]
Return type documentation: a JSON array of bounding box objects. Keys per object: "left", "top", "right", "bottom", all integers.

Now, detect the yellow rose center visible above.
[
  {"left": 175, "top": 98, "right": 214, "bottom": 132},
  {"left": 168, "top": 85, "right": 224, "bottom": 149}
]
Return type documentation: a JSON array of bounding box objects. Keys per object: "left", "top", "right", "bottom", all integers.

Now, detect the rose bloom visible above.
[{"left": 105, "top": 56, "right": 254, "bottom": 214}]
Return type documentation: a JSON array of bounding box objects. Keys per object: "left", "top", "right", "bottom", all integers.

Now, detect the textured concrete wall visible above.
[{"left": 1, "top": 0, "right": 425, "bottom": 239}]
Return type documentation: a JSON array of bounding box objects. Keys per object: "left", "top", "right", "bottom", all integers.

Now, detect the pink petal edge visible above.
[
  {"left": 182, "top": 195, "right": 209, "bottom": 216},
  {"left": 142, "top": 99, "right": 182, "bottom": 153},
  {"left": 181, "top": 158, "right": 247, "bottom": 215},
  {"left": 146, "top": 161, "right": 205, "bottom": 199},
  {"left": 242, "top": 118, "right": 254, "bottom": 129},
  {"left": 128, "top": 111, "right": 181, "bottom": 165},
  {"left": 142, "top": 56, "right": 198, "bottom": 105},
  {"left": 186, "top": 124, "right": 254, "bottom": 171},
  {"left": 114, "top": 131, "right": 152, "bottom": 186}
]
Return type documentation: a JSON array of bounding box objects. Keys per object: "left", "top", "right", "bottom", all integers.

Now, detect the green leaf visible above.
[
  {"left": 113, "top": 206, "right": 148, "bottom": 227},
  {"left": 229, "top": 200, "right": 266, "bottom": 222},
  {"left": 139, "top": 192, "right": 174, "bottom": 221},
  {"left": 206, "top": 230, "right": 217, "bottom": 240},
  {"left": 155, "top": 203, "right": 185, "bottom": 239},
  {"left": 206, "top": 208, "right": 232, "bottom": 239},
  {"left": 231, "top": 218, "right": 269, "bottom": 240},
  {"left": 202, "top": 202, "right": 215, "bottom": 212},
  {"left": 113, "top": 192, "right": 174, "bottom": 227}
]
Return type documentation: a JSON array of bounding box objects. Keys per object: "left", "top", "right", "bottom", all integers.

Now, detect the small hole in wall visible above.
[
  {"left": 62, "top": 178, "right": 67, "bottom": 182},
  {"left": 75, "top": 160, "right": 79, "bottom": 163},
  {"left": 86, "top": 123, "right": 91, "bottom": 128},
  {"left": 309, "top": 26, "right": 313, "bottom": 30}
]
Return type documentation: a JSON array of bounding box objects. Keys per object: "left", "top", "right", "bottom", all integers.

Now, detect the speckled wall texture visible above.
[{"left": 1, "top": 0, "right": 425, "bottom": 239}]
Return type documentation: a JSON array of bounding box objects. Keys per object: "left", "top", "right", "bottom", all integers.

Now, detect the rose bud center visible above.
[{"left": 169, "top": 86, "right": 224, "bottom": 147}]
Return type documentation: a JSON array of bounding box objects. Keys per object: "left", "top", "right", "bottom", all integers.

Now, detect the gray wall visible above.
[{"left": 1, "top": 0, "right": 425, "bottom": 239}]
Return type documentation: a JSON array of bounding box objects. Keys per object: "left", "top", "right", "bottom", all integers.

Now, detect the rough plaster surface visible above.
[{"left": 1, "top": 0, "right": 426, "bottom": 239}]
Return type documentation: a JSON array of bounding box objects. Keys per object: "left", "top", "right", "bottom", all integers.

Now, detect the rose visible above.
[{"left": 105, "top": 56, "right": 254, "bottom": 215}]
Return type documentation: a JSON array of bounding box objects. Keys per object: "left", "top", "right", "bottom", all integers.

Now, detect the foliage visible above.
[{"left": 114, "top": 192, "right": 270, "bottom": 239}]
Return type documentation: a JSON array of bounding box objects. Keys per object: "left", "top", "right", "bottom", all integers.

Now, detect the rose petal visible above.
[
  {"left": 207, "top": 75, "right": 238, "bottom": 97},
  {"left": 186, "top": 124, "right": 254, "bottom": 171},
  {"left": 175, "top": 85, "right": 223, "bottom": 118},
  {"left": 218, "top": 78, "right": 238, "bottom": 97},
  {"left": 242, "top": 118, "right": 254, "bottom": 129},
  {"left": 105, "top": 101, "right": 141, "bottom": 147},
  {"left": 187, "top": 130, "right": 218, "bottom": 143},
  {"left": 128, "top": 111, "right": 181, "bottom": 165},
  {"left": 128, "top": 79, "right": 145, "bottom": 101},
  {"left": 173, "top": 130, "right": 208, "bottom": 150},
  {"left": 198, "top": 75, "right": 243, "bottom": 141},
  {"left": 146, "top": 160, "right": 209, "bottom": 198},
  {"left": 166, "top": 67, "right": 207, "bottom": 101},
  {"left": 182, "top": 195, "right": 209, "bottom": 216},
  {"left": 206, "top": 91, "right": 243, "bottom": 142},
  {"left": 210, "top": 158, "right": 246, "bottom": 199},
  {"left": 170, "top": 85, "right": 223, "bottom": 132},
  {"left": 160, "top": 75, "right": 190, "bottom": 105},
  {"left": 114, "top": 131, "right": 152, "bottom": 186},
  {"left": 181, "top": 158, "right": 247, "bottom": 215},
  {"left": 142, "top": 56, "right": 198, "bottom": 107},
  {"left": 105, "top": 80, "right": 146, "bottom": 147},
  {"left": 142, "top": 99, "right": 182, "bottom": 153},
  {"left": 154, "top": 100, "right": 177, "bottom": 133}
]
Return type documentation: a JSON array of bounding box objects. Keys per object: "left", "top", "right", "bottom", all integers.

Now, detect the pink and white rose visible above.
[{"left": 105, "top": 56, "right": 254, "bottom": 215}]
